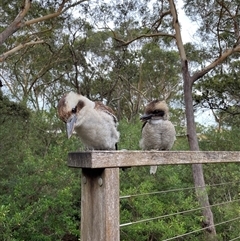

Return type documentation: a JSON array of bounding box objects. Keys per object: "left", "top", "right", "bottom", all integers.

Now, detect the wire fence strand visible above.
[
  {"left": 120, "top": 181, "right": 240, "bottom": 199},
  {"left": 162, "top": 216, "right": 240, "bottom": 241},
  {"left": 120, "top": 198, "right": 240, "bottom": 227},
  {"left": 229, "top": 235, "right": 240, "bottom": 241}
]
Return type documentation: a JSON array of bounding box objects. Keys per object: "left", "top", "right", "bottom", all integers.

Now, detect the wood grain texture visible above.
[
  {"left": 68, "top": 151, "right": 240, "bottom": 168},
  {"left": 81, "top": 168, "right": 119, "bottom": 241}
]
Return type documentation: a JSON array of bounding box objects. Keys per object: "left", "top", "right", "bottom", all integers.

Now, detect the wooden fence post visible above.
[
  {"left": 68, "top": 151, "right": 240, "bottom": 241},
  {"left": 81, "top": 167, "right": 120, "bottom": 241}
]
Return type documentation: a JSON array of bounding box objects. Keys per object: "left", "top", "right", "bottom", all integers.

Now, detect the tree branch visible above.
[
  {"left": 0, "top": 0, "right": 88, "bottom": 46},
  {"left": 0, "top": 40, "right": 44, "bottom": 62},
  {"left": 151, "top": 10, "right": 171, "bottom": 31},
  {"left": 0, "top": 0, "right": 31, "bottom": 45},
  {"left": 113, "top": 32, "right": 175, "bottom": 47},
  {"left": 169, "top": 0, "right": 186, "bottom": 62},
  {"left": 191, "top": 45, "right": 240, "bottom": 83},
  {"left": 25, "top": 0, "right": 88, "bottom": 26}
]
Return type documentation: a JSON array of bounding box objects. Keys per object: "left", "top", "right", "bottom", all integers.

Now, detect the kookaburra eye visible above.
[
  {"left": 153, "top": 109, "right": 165, "bottom": 116},
  {"left": 72, "top": 107, "right": 77, "bottom": 113}
]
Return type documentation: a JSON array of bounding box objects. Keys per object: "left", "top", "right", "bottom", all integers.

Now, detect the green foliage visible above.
[
  {"left": 0, "top": 94, "right": 31, "bottom": 185},
  {"left": 0, "top": 102, "right": 239, "bottom": 240},
  {"left": 194, "top": 68, "right": 240, "bottom": 113},
  {"left": 1, "top": 0, "right": 240, "bottom": 239},
  {"left": 0, "top": 92, "right": 30, "bottom": 118},
  {"left": 0, "top": 147, "right": 80, "bottom": 241},
  {"left": 199, "top": 126, "right": 240, "bottom": 151},
  {"left": 118, "top": 118, "right": 142, "bottom": 150},
  {"left": 198, "top": 127, "right": 240, "bottom": 240},
  {"left": 119, "top": 117, "right": 199, "bottom": 240},
  {"left": 120, "top": 165, "right": 202, "bottom": 240},
  {"left": 0, "top": 97, "right": 81, "bottom": 241},
  {"left": 118, "top": 121, "right": 240, "bottom": 240},
  {"left": 184, "top": 0, "right": 240, "bottom": 47}
]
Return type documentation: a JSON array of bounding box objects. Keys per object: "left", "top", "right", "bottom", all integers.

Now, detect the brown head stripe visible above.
[
  {"left": 57, "top": 94, "right": 67, "bottom": 121},
  {"left": 145, "top": 100, "right": 160, "bottom": 114}
]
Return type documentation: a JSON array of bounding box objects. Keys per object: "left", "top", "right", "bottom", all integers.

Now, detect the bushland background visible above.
[{"left": 1, "top": 0, "right": 240, "bottom": 240}]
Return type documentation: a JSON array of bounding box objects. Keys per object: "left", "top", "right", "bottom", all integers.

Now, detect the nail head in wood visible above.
[{"left": 98, "top": 177, "right": 103, "bottom": 186}]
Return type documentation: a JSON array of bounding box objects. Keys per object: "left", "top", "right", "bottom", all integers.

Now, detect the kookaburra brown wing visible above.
[
  {"left": 139, "top": 100, "right": 176, "bottom": 174},
  {"left": 57, "top": 91, "right": 120, "bottom": 150}
]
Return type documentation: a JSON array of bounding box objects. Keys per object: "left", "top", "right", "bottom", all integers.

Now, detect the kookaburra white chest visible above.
[
  {"left": 57, "top": 91, "right": 120, "bottom": 150},
  {"left": 139, "top": 100, "right": 176, "bottom": 174},
  {"left": 140, "top": 119, "right": 175, "bottom": 150}
]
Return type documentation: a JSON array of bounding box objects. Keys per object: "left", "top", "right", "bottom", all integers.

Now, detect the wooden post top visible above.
[{"left": 68, "top": 151, "right": 240, "bottom": 168}]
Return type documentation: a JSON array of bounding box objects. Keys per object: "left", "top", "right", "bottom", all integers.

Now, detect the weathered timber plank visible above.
[
  {"left": 81, "top": 168, "right": 119, "bottom": 241},
  {"left": 68, "top": 151, "right": 240, "bottom": 168}
]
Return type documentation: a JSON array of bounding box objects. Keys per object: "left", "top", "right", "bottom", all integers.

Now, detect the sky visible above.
[
  {"left": 177, "top": 0, "right": 199, "bottom": 44},
  {"left": 176, "top": 1, "right": 216, "bottom": 126}
]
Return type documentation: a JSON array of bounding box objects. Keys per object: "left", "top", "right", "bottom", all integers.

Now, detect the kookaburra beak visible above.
[
  {"left": 66, "top": 115, "right": 77, "bottom": 139},
  {"left": 140, "top": 113, "right": 153, "bottom": 121}
]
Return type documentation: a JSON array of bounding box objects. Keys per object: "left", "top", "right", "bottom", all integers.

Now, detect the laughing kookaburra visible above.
[
  {"left": 57, "top": 91, "right": 120, "bottom": 150},
  {"left": 139, "top": 100, "right": 176, "bottom": 174}
]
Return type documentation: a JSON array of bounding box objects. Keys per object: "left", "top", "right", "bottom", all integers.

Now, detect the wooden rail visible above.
[{"left": 67, "top": 151, "right": 240, "bottom": 241}]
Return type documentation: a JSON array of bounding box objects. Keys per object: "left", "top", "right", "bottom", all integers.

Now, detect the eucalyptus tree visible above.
[
  {"left": 60, "top": 20, "right": 181, "bottom": 120},
  {"left": 140, "top": 42, "right": 180, "bottom": 100},
  {"left": 183, "top": 0, "right": 240, "bottom": 130},
  {"left": 0, "top": 0, "right": 89, "bottom": 108},
  {"left": 0, "top": 0, "right": 88, "bottom": 59},
  {"left": 90, "top": 0, "right": 240, "bottom": 239},
  {"left": 193, "top": 60, "right": 240, "bottom": 130},
  {"left": 1, "top": 0, "right": 239, "bottom": 239}
]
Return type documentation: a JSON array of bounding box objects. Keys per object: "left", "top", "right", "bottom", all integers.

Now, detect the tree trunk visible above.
[
  {"left": 184, "top": 62, "right": 217, "bottom": 238},
  {"left": 169, "top": 0, "right": 217, "bottom": 238}
]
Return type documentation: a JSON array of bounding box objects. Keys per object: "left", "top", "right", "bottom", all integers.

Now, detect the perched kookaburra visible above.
[
  {"left": 139, "top": 100, "right": 176, "bottom": 174},
  {"left": 57, "top": 91, "right": 120, "bottom": 150}
]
